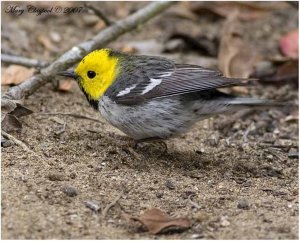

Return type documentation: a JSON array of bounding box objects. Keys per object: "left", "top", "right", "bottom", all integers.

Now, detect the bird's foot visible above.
[{"left": 134, "top": 137, "right": 168, "bottom": 154}]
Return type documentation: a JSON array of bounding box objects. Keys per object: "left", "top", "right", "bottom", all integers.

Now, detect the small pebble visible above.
[
  {"left": 156, "top": 192, "right": 164, "bottom": 198},
  {"left": 220, "top": 216, "right": 230, "bottom": 227},
  {"left": 62, "top": 186, "right": 77, "bottom": 197},
  {"left": 1, "top": 137, "right": 13, "bottom": 148},
  {"left": 190, "top": 234, "right": 204, "bottom": 239},
  {"left": 208, "top": 133, "right": 220, "bottom": 147},
  {"left": 237, "top": 199, "right": 250, "bottom": 210},
  {"left": 262, "top": 133, "right": 275, "bottom": 144},
  {"left": 165, "top": 180, "right": 175, "bottom": 190},
  {"left": 84, "top": 200, "right": 101, "bottom": 212},
  {"left": 288, "top": 151, "right": 299, "bottom": 159},
  {"left": 164, "top": 39, "right": 185, "bottom": 52},
  {"left": 69, "top": 172, "right": 77, "bottom": 179},
  {"left": 50, "top": 32, "right": 61, "bottom": 43}
]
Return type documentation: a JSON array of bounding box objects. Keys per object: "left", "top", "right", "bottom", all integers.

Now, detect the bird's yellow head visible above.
[{"left": 74, "top": 49, "right": 119, "bottom": 101}]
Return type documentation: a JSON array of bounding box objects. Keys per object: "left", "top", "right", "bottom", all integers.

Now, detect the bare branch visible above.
[
  {"left": 84, "top": 3, "right": 113, "bottom": 26},
  {"left": 1, "top": 54, "right": 48, "bottom": 68},
  {"left": 2, "top": 1, "right": 175, "bottom": 102}
]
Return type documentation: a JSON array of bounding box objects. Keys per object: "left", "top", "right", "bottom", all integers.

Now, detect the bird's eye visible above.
[{"left": 87, "top": 70, "right": 96, "bottom": 79}]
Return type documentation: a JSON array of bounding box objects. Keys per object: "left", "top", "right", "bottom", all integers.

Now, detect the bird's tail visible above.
[{"left": 226, "top": 97, "right": 285, "bottom": 109}]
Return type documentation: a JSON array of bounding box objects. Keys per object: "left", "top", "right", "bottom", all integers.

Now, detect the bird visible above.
[{"left": 59, "top": 48, "right": 280, "bottom": 143}]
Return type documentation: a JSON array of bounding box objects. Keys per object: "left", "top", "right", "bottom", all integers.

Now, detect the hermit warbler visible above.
[{"left": 59, "top": 48, "right": 278, "bottom": 141}]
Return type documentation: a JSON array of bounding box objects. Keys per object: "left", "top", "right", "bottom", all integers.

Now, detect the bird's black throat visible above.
[{"left": 80, "top": 88, "right": 99, "bottom": 110}]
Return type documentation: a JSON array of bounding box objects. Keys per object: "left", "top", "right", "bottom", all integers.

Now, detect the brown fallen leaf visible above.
[
  {"left": 58, "top": 79, "right": 74, "bottom": 92},
  {"left": 10, "top": 103, "right": 33, "bottom": 118},
  {"left": 280, "top": 29, "right": 298, "bottom": 59},
  {"left": 2, "top": 65, "right": 35, "bottom": 85},
  {"left": 276, "top": 60, "right": 298, "bottom": 82},
  {"left": 127, "top": 208, "right": 190, "bottom": 234},
  {"left": 1, "top": 114, "right": 22, "bottom": 132},
  {"left": 1, "top": 100, "right": 33, "bottom": 133},
  {"left": 37, "top": 33, "right": 58, "bottom": 52},
  {"left": 258, "top": 60, "right": 298, "bottom": 84},
  {"left": 218, "top": 11, "right": 256, "bottom": 78},
  {"left": 93, "top": 20, "right": 106, "bottom": 32}
]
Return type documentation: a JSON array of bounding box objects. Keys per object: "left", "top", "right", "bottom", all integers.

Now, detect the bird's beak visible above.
[{"left": 58, "top": 70, "right": 78, "bottom": 80}]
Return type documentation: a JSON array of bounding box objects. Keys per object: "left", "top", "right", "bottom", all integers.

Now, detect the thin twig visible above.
[
  {"left": 1, "top": 54, "right": 49, "bottom": 68},
  {"left": 102, "top": 190, "right": 124, "bottom": 219},
  {"left": 2, "top": 1, "right": 175, "bottom": 103},
  {"left": 2, "top": 130, "right": 37, "bottom": 155},
  {"left": 38, "top": 112, "right": 105, "bottom": 124},
  {"left": 2, "top": 131, "right": 51, "bottom": 167},
  {"left": 85, "top": 3, "right": 113, "bottom": 26}
]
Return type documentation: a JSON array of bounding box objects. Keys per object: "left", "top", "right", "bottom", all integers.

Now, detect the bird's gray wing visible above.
[{"left": 108, "top": 63, "right": 250, "bottom": 105}]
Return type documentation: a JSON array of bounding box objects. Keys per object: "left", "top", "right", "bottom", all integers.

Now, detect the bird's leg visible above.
[{"left": 134, "top": 137, "right": 168, "bottom": 153}]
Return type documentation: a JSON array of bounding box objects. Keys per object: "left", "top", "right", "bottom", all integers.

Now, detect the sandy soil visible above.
[{"left": 1, "top": 1, "right": 299, "bottom": 239}]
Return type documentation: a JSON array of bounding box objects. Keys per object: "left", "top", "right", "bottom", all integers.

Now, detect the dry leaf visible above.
[
  {"left": 1, "top": 114, "right": 22, "bottom": 132},
  {"left": 258, "top": 60, "right": 298, "bottom": 84},
  {"left": 280, "top": 29, "right": 298, "bottom": 59},
  {"left": 128, "top": 208, "right": 190, "bottom": 234},
  {"left": 37, "top": 33, "right": 58, "bottom": 52},
  {"left": 2, "top": 65, "right": 35, "bottom": 86},
  {"left": 10, "top": 103, "right": 33, "bottom": 117},
  {"left": 276, "top": 60, "right": 298, "bottom": 81},
  {"left": 93, "top": 20, "right": 106, "bottom": 32},
  {"left": 58, "top": 79, "right": 74, "bottom": 92},
  {"left": 218, "top": 11, "right": 256, "bottom": 78},
  {"left": 1, "top": 100, "right": 33, "bottom": 133}
]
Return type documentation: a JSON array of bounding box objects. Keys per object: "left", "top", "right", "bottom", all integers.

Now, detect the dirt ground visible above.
[{"left": 1, "top": 1, "right": 299, "bottom": 239}]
